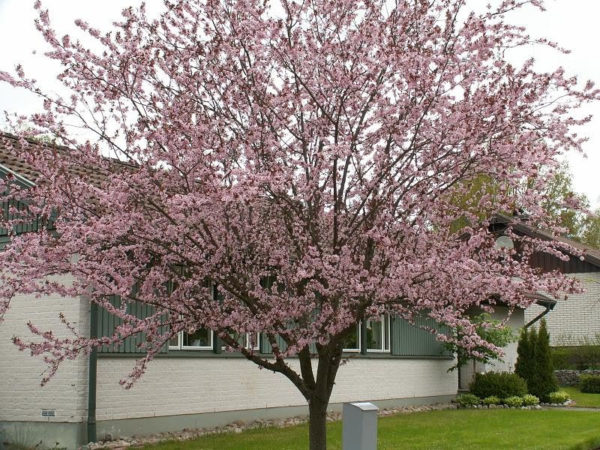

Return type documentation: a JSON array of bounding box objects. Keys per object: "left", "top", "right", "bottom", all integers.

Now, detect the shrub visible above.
[
  {"left": 482, "top": 395, "right": 501, "bottom": 406},
  {"left": 547, "top": 391, "right": 570, "bottom": 404},
  {"left": 522, "top": 394, "right": 540, "bottom": 406},
  {"left": 503, "top": 396, "right": 524, "bottom": 408},
  {"left": 529, "top": 320, "right": 558, "bottom": 401},
  {"left": 515, "top": 328, "right": 535, "bottom": 385},
  {"left": 580, "top": 375, "right": 600, "bottom": 393},
  {"left": 551, "top": 346, "right": 575, "bottom": 370},
  {"left": 456, "top": 393, "right": 480, "bottom": 408},
  {"left": 470, "top": 372, "right": 527, "bottom": 399},
  {"left": 552, "top": 338, "right": 600, "bottom": 371}
]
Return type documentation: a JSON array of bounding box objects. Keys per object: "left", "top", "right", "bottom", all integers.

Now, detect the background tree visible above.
[
  {"left": 0, "top": 1, "right": 595, "bottom": 448},
  {"left": 445, "top": 312, "right": 516, "bottom": 371},
  {"left": 582, "top": 210, "right": 600, "bottom": 249}
]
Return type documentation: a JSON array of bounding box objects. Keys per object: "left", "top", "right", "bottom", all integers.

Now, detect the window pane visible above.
[
  {"left": 183, "top": 328, "right": 211, "bottom": 347},
  {"left": 366, "top": 319, "right": 384, "bottom": 350},
  {"left": 168, "top": 334, "right": 179, "bottom": 348},
  {"left": 343, "top": 324, "right": 360, "bottom": 351}
]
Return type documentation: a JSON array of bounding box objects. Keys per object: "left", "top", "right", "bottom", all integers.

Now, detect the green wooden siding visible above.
[
  {"left": 97, "top": 295, "right": 168, "bottom": 354},
  {"left": 391, "top": 316, "right": 449, "bottom": 357},
  {"left": 1, "top": 198, "right": 41, "bottom": 236},
  {"left": 259, "top": 333, "right": 288, "bottom": 354}
]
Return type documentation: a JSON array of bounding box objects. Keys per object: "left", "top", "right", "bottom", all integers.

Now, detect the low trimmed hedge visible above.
[
  {"left": 470, "top": 372, "right": 527, "bottom": 399},
  {"left": 580, "top": 375, "right": 600, "bottom": 393}
]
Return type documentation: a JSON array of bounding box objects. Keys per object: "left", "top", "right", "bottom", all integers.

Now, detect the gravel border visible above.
[{"left": 86, "top": 403, "right": 458, "bottom": 449}]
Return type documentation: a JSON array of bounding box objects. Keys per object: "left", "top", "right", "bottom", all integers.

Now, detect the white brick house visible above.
[
  {"left": 2, "top": 134, "right": 598, "bottom": 449},
  {"left": 0, "top": 288, "right": 457, "bottom": 449},
  {"left": 0, "top": 133, "right": 458, "bottom": 450}
]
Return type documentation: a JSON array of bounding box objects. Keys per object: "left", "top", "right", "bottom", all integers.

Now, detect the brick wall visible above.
[
  {"left": 96, "top": 357, "right": 457, "bottom": 421},
  {"left": 0, "top": 276, "right": 89, "bottom": 424},
  {"left": 524, "top": 272, "right": 600, "bottom": 346}
]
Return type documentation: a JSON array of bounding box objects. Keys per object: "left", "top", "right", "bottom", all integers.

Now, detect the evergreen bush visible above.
[
  {"left": 515, "top": 327, "right": 535, "bottom": 385},
  {"left": 529, "top": 320, "right": 558, "bottom": 402},
  {"left": 470, "top": 372, "right": 527, "bottom": 399}
]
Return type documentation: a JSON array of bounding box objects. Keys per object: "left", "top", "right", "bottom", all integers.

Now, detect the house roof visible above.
[
  {"left": 0, "top": 132, "right": 135, "bottom": 187},
  {"left": 491, "top": 213, "right": 600, "bottom": 269}
]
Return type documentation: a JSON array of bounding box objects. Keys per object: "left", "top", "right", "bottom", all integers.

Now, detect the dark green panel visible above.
[
  {"left": 97, "top": 296, "right": 168, "bottom": 354},
  {"left": 391, "top": 315, "right": 449, "bottom": 357},
  {"left": 260, "top": 334, "right": 288, "bottom": 354}
]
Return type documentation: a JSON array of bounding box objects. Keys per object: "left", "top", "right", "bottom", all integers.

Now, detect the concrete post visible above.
[{"left": 342, "top": 402, "right": 378, "bottom": 450}]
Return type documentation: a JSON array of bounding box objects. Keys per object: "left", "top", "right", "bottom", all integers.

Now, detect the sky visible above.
[{"left": 0, "top": 0, "right": 598, "bottom": 208}]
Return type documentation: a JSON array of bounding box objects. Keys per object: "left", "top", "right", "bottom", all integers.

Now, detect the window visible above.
[
  {"left": 169, "top": 328, "right": 213, "bottom": 350},
  {"left": 343, "top": 324, "right": 361, "bottom": 352},
  {"left": 222, "top": 332, "right": 260, "bottom": 351},
  {"left": 365, "top": 316, "right": 390, "bottom": 352}
]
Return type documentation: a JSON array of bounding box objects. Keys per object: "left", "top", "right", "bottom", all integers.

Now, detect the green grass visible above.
[
  {"left": 141, "top": 409, "right": 600, "bottom": 450},
  {"left": 563, "top": 386, "right": 600, "bottom": 408}
]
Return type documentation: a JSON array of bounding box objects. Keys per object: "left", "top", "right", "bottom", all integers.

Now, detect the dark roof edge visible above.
[
  {"left": 0, "top": 162, "right": 36, "bottom": 187},
  {"left": 492, "top": 213, "right": 600, "bottom": 269}
]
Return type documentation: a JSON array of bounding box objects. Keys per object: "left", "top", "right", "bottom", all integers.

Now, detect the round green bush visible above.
[
  {"left": 504, "top": 396, "right": 524, "bottom": 408},
  {"left": 547, "top": 391, "right": 570, "bottom": 404},
  {"left": 456, "top": 393, "right": 480, "bottom": 408},
  {"left": 522, "top": 394, "right": 540, "bottom": 406},
  {"left": 482, "top": 395, "right": 501, "bottom": 406},
  {"left": 580, "top": 374, "right": 600, "bottom": 393},
  {"left": 470, "top": 372, "right": 527, "bottom": 399}
]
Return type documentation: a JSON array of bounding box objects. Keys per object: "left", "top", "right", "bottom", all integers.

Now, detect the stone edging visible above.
[{"left": 86, "top": 403, "right": 457, "bottom": 449}]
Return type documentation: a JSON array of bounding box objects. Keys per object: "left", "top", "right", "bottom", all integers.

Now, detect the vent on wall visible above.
[{"left": 41, "top": 409, "right": 56, "bottom": 417}]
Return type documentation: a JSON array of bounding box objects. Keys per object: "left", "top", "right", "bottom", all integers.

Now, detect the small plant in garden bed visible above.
[
  {"left": 504, "top": 396, "right": 524, "bottom": 408},
  {"left": 482, "top": 396, "right": 501, "bottom": 406},
  {"left": 580, "top": 374, "right": 600, "bottom": 393},
  {"left": 455, "top": 393, "right": 480, "bottom": 408},
  {"left": 522, "top": 394, "right": 540, "bottom": 406},
  {"left": 547, "top": 391, "right": 571, "bottom": 404}
]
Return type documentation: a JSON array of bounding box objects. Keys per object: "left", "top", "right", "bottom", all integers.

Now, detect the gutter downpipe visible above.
[
  {"left": 525, "top": 303, "right": 554, "bottom": 329},
  {"left": 87, "top": 301, "right": 98, "bottom": 445}
]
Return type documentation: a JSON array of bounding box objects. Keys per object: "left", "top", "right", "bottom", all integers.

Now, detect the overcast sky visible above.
[{"left": 0, "top": 0, "right": 598, "bottom": 208}]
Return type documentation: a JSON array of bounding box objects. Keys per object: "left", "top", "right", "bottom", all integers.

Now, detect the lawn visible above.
[
  {"left": 563, "top": 386, "right": 600, "bottom": 408},
  {"left": 141, "top": 409, "right": 600, "bottom": 450}
]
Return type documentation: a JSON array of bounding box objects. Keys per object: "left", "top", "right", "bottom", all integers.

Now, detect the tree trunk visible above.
[{"left": 308, "top": 396, "right": 329, "bottom": 450}]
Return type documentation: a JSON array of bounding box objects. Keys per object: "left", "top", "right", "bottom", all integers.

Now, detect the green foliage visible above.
[
  {"left": 469, "top": 372, "right": 527, "bottom": 399},
  {"left": 548, "top": 391, "right": 570, "bottom": 404},
  {"left": 551, "top": 339, "right": 600, "bottom": 370},
  {"left": 580, "top": 375, "right": 600, "bottom": 394},
  {"left": 529, "top": 320, "right": 558, "bottom": 402},
  {"left": 516, "top": 321, "right": 558, "bottom": 401},
  {"left": 522, "top": 394, "right": 540, "bottom": 406},
  {"left": 515, "top": 328, "right": 535, "bottom": 385},
  {"left": 582, "top": 209, "right": 600, "bottom": 249},
  {"left": 448, "top": 174, "right": 500, "bottom": 234},
  {"left": 455, "top": 393, "right": 481, "bottom": 408},
  {"left": 541, "top": 167, "right": 590, "bottom": 240},
  {"left": 446, "top": 313, "right": 516, "bottom": 370},
  {"left": 561, "top": 386, "right": 600, "bottom": 408},
  {"left": 482, "top": 395, "right": 501, "bottom": 406},
  {"left": 503, "top": 396, "right": 524, "bottom": 408},
  {"left": 139, "top": 409, "right": 600, "bottom": 450}
]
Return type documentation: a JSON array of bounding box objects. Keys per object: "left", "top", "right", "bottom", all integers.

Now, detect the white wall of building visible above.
[
  {"left": 525, "top": 272, "right": 600, "bottom": 346},
  {"left": 96, "top": 357, "right": 456, "bottom": 421},
  {"left": 0, "top": 275, "right": 89, "bottom": 423}
]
